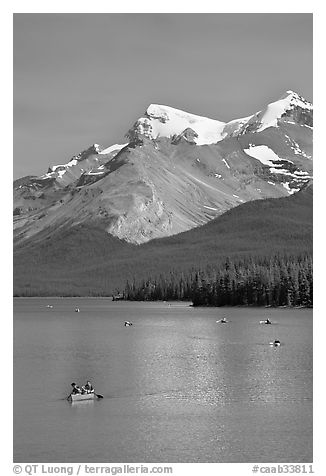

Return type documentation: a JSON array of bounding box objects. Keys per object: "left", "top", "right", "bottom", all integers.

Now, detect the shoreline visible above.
[{"left": 12, "top": 296, "right": 312, "bottom": 309}]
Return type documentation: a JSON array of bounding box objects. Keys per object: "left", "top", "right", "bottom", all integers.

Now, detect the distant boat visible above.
[
  {"left": 216, "top": 318, "right": 228, "bottom": 323},
  {"left": 124, "top": 321, "right": 133, "bottom": 326},
  {"left": 112, "top": 294, "right": 124, "bottom": 301},
  {"left": 270, "top": 340, "right": 281, "bottom": 347},
  {"left": 46, "top": 305, "right": 53, "bottom": 308},
  {"left": 75, "top": 308, "right": 80, "bottom": 313},
  {"left": 260, "top": 319, "right": 272, "bottom": 324}
]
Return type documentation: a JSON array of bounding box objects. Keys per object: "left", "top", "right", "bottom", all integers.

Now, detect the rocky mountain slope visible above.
[
  {"left": 14, "top": 90, "right": 312, "bottom": 245},
  {"left": 13, "top": 185, "right": 313, "bottom": 296}
]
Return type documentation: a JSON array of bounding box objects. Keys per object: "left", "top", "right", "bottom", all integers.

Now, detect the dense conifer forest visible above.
[{"left": 123, "top": 254, "right": 312, "bottom": 307}]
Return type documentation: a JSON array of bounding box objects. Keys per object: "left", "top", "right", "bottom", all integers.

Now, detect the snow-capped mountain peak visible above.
[
  {"left": 257, "top": 90, "right": 312, "bottom": 131},
  {"left": 127, "top": 103, "right": 226, "bottom": 145},
  {"left": 282, "top": 89, "right": 312, "bottom": 106},
  {"left": 126, "top": 91, "right": 312, "bottom": 146},
  {"left": 233, "top": 90, "right": 313, "bottom": 135},
  {"left": 39, "top": 143, "right": 126, "bottom": 185},
  {"left": 14, "top": 90, "right": 312, "bottom": 245}
]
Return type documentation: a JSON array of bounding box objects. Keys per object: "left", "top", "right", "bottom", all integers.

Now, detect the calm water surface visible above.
[{"left": 13, "top": 299, "right": 312, "bottom": 463}]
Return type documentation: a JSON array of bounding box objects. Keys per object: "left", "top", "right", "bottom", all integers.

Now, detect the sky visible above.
[{"left": 13, "top": 13, "right": 313, "bottom": 179}]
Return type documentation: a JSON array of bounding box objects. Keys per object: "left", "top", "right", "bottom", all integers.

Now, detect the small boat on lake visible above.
[
  {"left": 260, "top": 319, "right": 272, "bottom": 324},
  {"left": 270, "top": 340, "right": 281, "bottom": 347},
  {"left": 68, "top": 382, "right": 103, "bottom": 401},
  {"left": 216, "top": 318, "right": 228, "bottom": 323},
  {"left": 68, "top": 392, "right": 96, "bottom": 402},
  {"left": 112, "top": 293, "right": 124, "bottom": 301}
]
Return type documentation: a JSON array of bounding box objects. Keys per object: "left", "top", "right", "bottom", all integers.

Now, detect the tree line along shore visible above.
[{"left": 123, "top": 254, "right": 313, "bottom": 307}]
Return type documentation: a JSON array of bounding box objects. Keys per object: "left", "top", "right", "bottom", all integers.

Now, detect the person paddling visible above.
[
  {"left": 82, "top": 380, "right": 94, "bottom": 394},
  {"left": 71, "top": 382, "right": 82, "bottom": 395}
]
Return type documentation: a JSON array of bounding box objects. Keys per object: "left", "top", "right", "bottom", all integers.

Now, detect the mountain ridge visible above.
[{"left": 14, "top": 90, "right": 313, "bottom": 246}]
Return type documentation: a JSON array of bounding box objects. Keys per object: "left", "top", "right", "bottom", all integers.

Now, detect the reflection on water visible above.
[
  {"left": 70, "top": 400, "right": 96, "bottom": 409},
  {"left": 14, "top": 299, "right": 312, "bottom": 463}
]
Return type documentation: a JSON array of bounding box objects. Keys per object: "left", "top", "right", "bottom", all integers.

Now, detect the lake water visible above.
[{"left": 13, "top": 298, "right": 312, "bottom": 463}]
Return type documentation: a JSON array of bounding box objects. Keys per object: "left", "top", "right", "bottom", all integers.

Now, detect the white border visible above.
[{"left": 6, "top": 3, "right": 321, "bottom": 475}]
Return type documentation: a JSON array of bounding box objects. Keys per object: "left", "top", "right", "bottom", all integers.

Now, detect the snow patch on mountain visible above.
[
  {"left": 203, "top": 205, "right": 218, "bottom": 211},
  {"left": 40, "top": 158, "right": 78, "bottom": 180},
  {"left": 289, "top": 141, "right": 312, "bottom": 159},
  {"left": 222, "top": 115, "right": 254, "bottom": 136},
  {"left": 48, "top": 159, "right": 78, "bottom": 174},
  {"left": 38, "top": 143, "right": 126, "bottom": 183},
  {"left": 244, "top": 145, "right": 282, "bottom": 167},
  {"left": 282, "top": 182, "right": 300, "bottom": 195},
  {"left": 99, "top": 143, "right": 127, "bottom": 155},
  {"left": 269, "top": 167, "right": 312, "bottom": 179},
  {"left": 244, "top": 144, "right": 312, "bottom": 184},
  {"left": 56, "top": 170, "right": 66, "bottom": 179}
]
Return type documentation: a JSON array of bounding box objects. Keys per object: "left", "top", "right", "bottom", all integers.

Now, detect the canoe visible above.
[{"left": 68, "top": 392, "right": 96, "bottom": 402}]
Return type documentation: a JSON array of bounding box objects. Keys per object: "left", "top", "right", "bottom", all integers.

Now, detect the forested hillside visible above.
[{"left": 13, "top": 186, "right": 312, "bottom": 297}]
